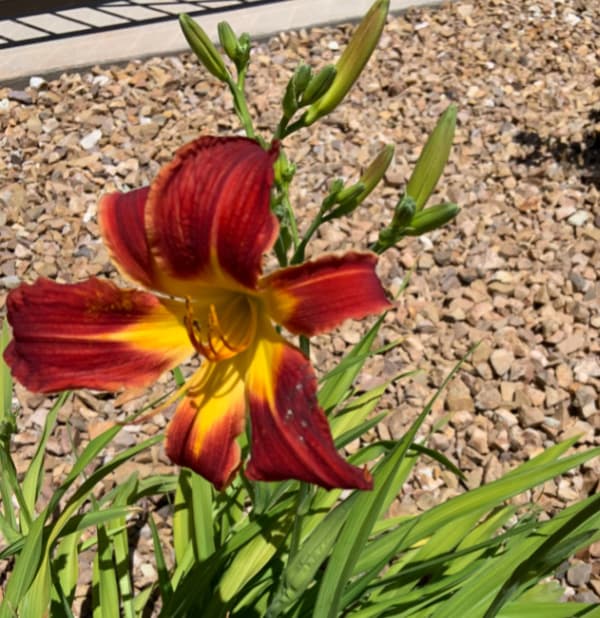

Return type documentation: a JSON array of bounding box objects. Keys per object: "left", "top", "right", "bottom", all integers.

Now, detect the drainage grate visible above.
[{"left": 0, "top": 0, "right": 286, "bottom": 50}]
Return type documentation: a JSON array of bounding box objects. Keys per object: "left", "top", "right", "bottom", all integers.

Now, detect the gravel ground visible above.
[{"left": 1, "top": 0, "right": 599, "bottom": 609}]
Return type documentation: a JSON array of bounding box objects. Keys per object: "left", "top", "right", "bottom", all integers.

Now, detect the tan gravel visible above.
[{"left": 1, "top": 0, "right": 599, "bottom": 607}]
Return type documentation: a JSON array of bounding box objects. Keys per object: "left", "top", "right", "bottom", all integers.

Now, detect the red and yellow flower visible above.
[{"left": 5, "top": 137, "right": 391, "bottom": 491}]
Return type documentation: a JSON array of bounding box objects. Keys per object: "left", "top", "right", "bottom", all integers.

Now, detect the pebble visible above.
[
  {"left": 489, "top": 348, "right": 515, "bottom": 377},
  {"left": 567, "top": 211, "right": 589, "bottom": 227},
  {"left": 79, "top": 129, "right": 102, "bottom": 150},
  {"left": 29, "top": 76, "right": 47, "bottom": 89},
  {"left": 567, "top": 562, "right": 592, "bottom": 587},
  {"left": 7, "top": 90, "right": 32, "bottom": 104}
]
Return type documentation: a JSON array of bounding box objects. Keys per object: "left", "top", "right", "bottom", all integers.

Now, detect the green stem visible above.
[
  {"left": 227, "top": 71, "right": 255, "bottom": 139},
  {"left": 288, "top": 482, "right": 310, "bottom": 559},
  {"left": 281, "top": 116, "right": 306, "bottom": 138},
  {"left": 274, "top": 114, "right": 291, "bottom": 141},
  {"left": 299, "top": 335, "right": 310, "bottom": 358},
  {"left": 291, "top": 209, "right": 324, "bottom": 265}
]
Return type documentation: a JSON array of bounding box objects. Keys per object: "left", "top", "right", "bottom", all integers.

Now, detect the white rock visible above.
[
  {"left": 92, "top": 75, "right": 110, "bottom": 86},
  {"left": 567, "top": 210, "right": 589, "bottom": 227},
  {"left": 563, "top": 11, "right": 581, "bottom": 27},
  {"left": 29, "top": 76, "right": 47, "bottom": 89},
  {"left": 80, "top": 129, "right": 102, "bottom": 150}
]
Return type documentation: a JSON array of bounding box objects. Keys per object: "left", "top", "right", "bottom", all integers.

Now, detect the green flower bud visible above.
[
  {"left": 303, "top": 0, "right": 389, "bottom": 125},
  {"left": 282, "top": 64, "right": 312, "bottom": 118},
  {"left": 392, "top": 194, "right": 416, "bottom": 228},
  {"left": 179, "top": 14, "right": 230, "bottom": 82},
  {"left": 326, "top": 145, "right": 393, "bottom": 218},
  {"left": 356, "top": 144, "right": 394, "bottom": 202},
  {"left": 237, "top": 33, "right": 251, "bottom": 68},
  {"left": 406, "top": 104, "right": 457, "bottom": 212},
  {"left": 293, "top": 64, "right": 312, "bottom": 97},
  {"left": 218, "top": 21, "right": 239, "bottom": 62},
  {"left": 332, "top": 182, "right": 366, "bottom": 213},
  {"left": 404, "top": 202, "right": 459, "bottom": 236},
  {"left": 300, "top": 64, "right": 336, "bottom": 106}
]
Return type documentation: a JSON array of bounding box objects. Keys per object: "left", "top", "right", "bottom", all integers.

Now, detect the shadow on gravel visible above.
[{"left": 512, "top": 109, "right": 600, "bottom": 188}]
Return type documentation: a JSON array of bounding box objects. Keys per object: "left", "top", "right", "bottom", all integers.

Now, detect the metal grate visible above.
[{"left": 0, "top": 0, "right": 287, "bottom": 50}]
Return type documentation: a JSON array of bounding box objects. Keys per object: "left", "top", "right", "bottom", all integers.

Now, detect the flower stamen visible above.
[{"left": 184, "top": 297, "right": 256, "bottom": 361}]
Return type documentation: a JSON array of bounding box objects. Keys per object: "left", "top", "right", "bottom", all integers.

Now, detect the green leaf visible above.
[
  {"left": 149, "top": 514, "right": 173, "bottom": 606},
  {"left": 210, "top": 508, "right": 294, "bottom": 611},
  {"left": 0, "top": 514, "right": 46, "bottom": 618},
  {"left": 497, "top": 602, "right": 600, "bottom": 618},
  {"left": 19, "top": 555, "right": 51, "bottom": 618},
  {"left": 173, "top": 468, "right": 215, "bottom": 565},
  {"left": 0, "top": 318, "right": 14, "bottom": 434},
  {"left": 21, "top": 391, "right": 70, "bottom": 524},
  {"left": 50, "top": 531, "right": 80, "bottom": 612},
  {"left": 318, "top": 312, "right": 386, "bottom": 412},
  {"left": 267, "top": 497, "right": 355, "bottom": 616},
  {"left": 485, "top": 493, "right": 600, "bottom": 616},
  {"left": 92, "top": 523, "right": 119, "bottom": 618}
]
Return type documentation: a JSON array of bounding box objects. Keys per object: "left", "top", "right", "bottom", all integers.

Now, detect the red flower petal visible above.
[
  {"left": 244, "top": 327, "right": 372, "bottom": 490},
  {"left": 98, "top": 187, "right": 157, "bottom": 290},
  {"left": 4, "top": 278, "right": 193, "bottom": 393},
  {"left": 165, "top": 360, "right": 246, "bottom": 490},
  {"left": 145, "top": 137, "right": 280, "bottom": 293},
  {"left": 261, "top": 252, "right": 391, "bottom": 336}
]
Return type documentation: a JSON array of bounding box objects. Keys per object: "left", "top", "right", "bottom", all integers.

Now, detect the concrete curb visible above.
[{"left": 1, "top": 0, "right": 439, "bottom": 86}]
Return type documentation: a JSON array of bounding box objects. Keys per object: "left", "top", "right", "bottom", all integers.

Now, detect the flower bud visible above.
[
  {"left": 392, "top": 194, "right": 416, "bottom": 228},
  {"left": 356, "top": 144, "right": 394, "bottom": 202},
  {"left": 282, "top": 64, "right": 312, "bottom": 118},
  {"left": 293, "top": 64, "right": 313, "bottom": 96},
  {"left": 404, "top": 202, "right": 459, "bottom": 236},
  {"left": 179, "top": 14, "right": 230, "bottom": 82},
  {"left": 303, "top": 0, "right": 389, "bottom": 125},
  {"left": 300, "top": 65, "right": 336, "bottom": 106},
  {"left": 218, "top": 21, "right": 239, "bottom": 62},
  {"left": 406, "top": 104, "right": 457, "bottom": 212}
]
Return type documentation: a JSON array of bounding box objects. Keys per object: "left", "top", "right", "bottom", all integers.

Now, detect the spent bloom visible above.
[{"left": 5, "top": 137, "right": 391, "bottom": 491}]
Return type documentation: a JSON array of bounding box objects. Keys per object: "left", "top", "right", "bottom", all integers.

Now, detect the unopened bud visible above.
[
  {"left": 392, "top": 194, "right": 416, "bottom": 228},
  {"left": 180, "top": 14, "right": 230, "bottom": 82},
  {"left": 356, "top": 144, "right": 394, "bottom": 202},
  {"left": 300, "top": 65, "right": 337, "bottom": 106},
  {"left": 282, "top": 64, "right": 312, "bottom": 118},
  {"left": 406, "top": 104, "right": 457, "bottom": 212},
  {"left": 404, "top": 202, "right": 459, "bottom": 236},
  {"left": 218, "top": 21, "right": 239, "bottom": 62},
  {"left": 303, "top": 0, "right": 389, "bottom": 125}
]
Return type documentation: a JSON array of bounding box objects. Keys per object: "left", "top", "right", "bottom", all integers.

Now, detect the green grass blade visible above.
[
  {"left": 18, "top": 554, "right": 51, "bottom": 618},
  {"left": 0, "top": 515, "right": 46, "bottom": 618},
  {"left": 431, "top": 494, "right": 600, "bottom": 617},
  {"left": 208, "top": 508, "right": 294, "bottom": 614},
  {"left": 314, "top": 355, "right": 468, "bottom": 618},
  {"left": 377, "top": 445, "right": 600, "bottom": 561},
  {"left": 50, "top": 531, "right": 80, "bottom": 613},
  {"left": 266, "top": 496, "right": 355, "bottom": 617},
  {"left": 109, "top": 475, "right": 139, "bottom": 618},
  {"left": 497, "top": 602, "right": 600, "bottom": 618},
  {"left": 485, "top": 494, "right": 600, "bottom": 616},
  {"left": 92, "top": 523, "right": 120, "bottom": 618},
  {"left": 318, "top": 313, "right": 386, "bottom": 412},
  {"left": 0, "top": 318, "right": 14, "bottom": 433},
  {"left": 21, "top": 391, "right": 70, "bottom": 518},
  {"left": 312, "top": 440, "right": 417, "bottom": 618},
  {"left": 148, "top": 514, "right": 173, "bottom": 606}
]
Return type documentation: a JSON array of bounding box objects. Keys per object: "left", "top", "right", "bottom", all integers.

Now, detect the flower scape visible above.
[{"left": 4, "top": 136, "right": 391, "bottom": 491}]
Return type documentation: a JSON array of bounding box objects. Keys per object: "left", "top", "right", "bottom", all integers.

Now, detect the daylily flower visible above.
[{"left": 5, "top": 137, "right": 391, "bottom": 491}]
